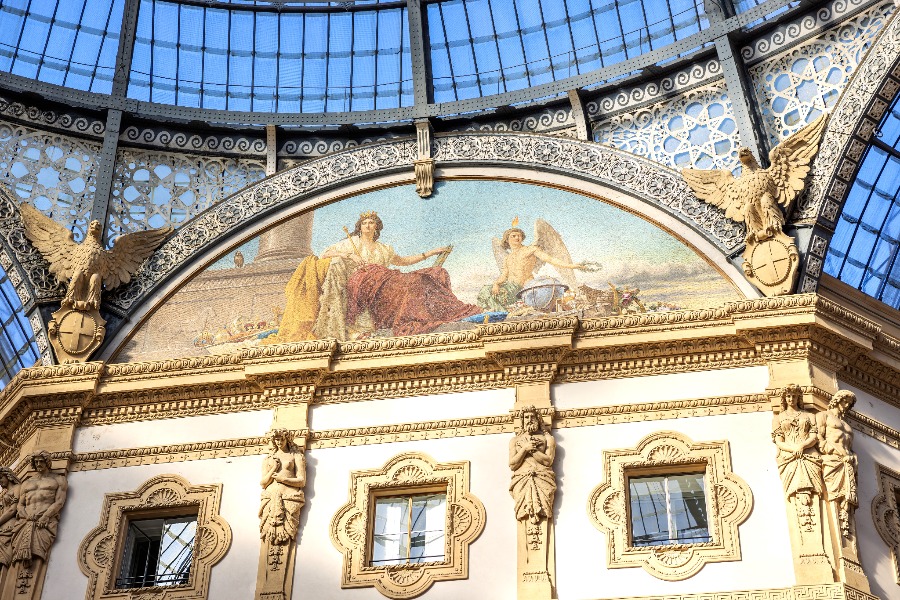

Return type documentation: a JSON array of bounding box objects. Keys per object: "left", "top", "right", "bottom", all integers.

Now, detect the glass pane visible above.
[
  {"left": 372, "top": 494, "right": 446, "bottom": 565},
  {"left": 156, "top": 517, "right": 196, "bottom": 585},
  {"left": 373, "top": 497, "right": 410, "bottom": 565},
  {"left": 629, "top": 475, "right": 669, "bottom": 546},
  {"left": 410, "top": 494, "right": 445, "bottom": 563},
  {"left": 668, "top": 473, "right": 710, "bottom": 544}
]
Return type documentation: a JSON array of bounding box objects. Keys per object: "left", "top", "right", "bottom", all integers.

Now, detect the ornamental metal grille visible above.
[
  {"left": 825, "top": 92, "right": 900, "bottom": 309},
  {"left": 107, "top": 147, "right": 266, "bottom": 239},
  {"left": 0, "top": 118, "right": 99, "bottom": 241},
  {"left": 0, "top": 266, "right": 38, "bottom": 388},
  {"left": 593, "top": 82, "right": 740, "bottom": 172},
  {"left": 750, "top": 0, "right": 894, "bottom": 145},
  {"left": 0, "top": 0, "right": 124, "bottom": 94}
]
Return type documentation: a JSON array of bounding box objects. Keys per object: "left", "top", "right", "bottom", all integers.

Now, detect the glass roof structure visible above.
[
  {"left": 0, "top": 0, "right": 799, "bottom": 122},
  {"left": 0, "top": 266, "right": 38, "bottom": 386},
  {"left": 825, "top": 92, "right": 900, "bottom": 309}
]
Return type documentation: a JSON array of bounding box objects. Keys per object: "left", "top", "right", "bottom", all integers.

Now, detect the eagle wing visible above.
[
  {"left": 18, "top": 202, "right": 80, "bottom": 281},
  {"left": 534, "top": 218, "right": 577, "bottom": 289},
  {"left": 767, "top": 113, "right": 828, "bottom": 210},
  {"left": 101, "top": 226, "right": 173, "bottom": 290},
  {"left": 681, "top": 168, "right": 744, "bottom": 222}
]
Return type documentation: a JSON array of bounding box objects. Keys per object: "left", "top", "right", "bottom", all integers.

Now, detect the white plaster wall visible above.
[
  {"left": 839, "top": 381, "right": 900, "bottom": 599},
  {"left": 73, "top": 410, "right": 274, "bottom": 453},
  {"left": 44, "top": 455, "right": 263, "bottom": 600},
  {"left": 554, "top": 411, "right": 796, "bottom": 599},
  {"left": 297, "top": 434, "right": 516, "bottom": 600},
  {"left": 552, "top": 366, "right": 770, "bottom": 410},
  {"left": 310, "top": 388, "right": 515, "bottom": 431}
]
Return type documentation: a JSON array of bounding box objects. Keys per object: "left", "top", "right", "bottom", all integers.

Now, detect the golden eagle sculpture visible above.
[
  {"left": 682, "top": 114, "right": 827, "bottom": 244},
  {"left": 20, "top": 203, "right": 172, "bottom": 310}
]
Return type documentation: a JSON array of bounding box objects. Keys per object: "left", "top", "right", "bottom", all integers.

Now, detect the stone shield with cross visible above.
[
  {"left": 47, "top": 306, "right": 106, "bottom": 363},
  {"left": 741, "top": 230, "right": 799, "bottom": 296}
]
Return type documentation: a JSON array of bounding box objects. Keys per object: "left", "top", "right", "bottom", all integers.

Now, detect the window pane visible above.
[
  {"left": 372, "top": 494, "right": 446, "bottom": 565},
  {"left": 629, "top": 473, "right": 709, "bottom": 547},
  {"left": 629, "top": 475, "right": 669, "bottom": 546},
  {"left": 668, "top": 473, "right": 710, "bottom": 544},
  {"left": 118, "top": 515, "right": 197, "bottom": 589}
]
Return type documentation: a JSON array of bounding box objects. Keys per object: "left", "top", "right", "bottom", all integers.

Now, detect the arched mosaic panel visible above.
[
  {"left": 116, "top": 179, "right": 742, "bottom": 363},
  {"left": 108, "top": 148, "right": 267, "bottom": 239},
  {"left": 750, "top": 0, "right": 895, "bottom": 145},
  {"left": 593, "top": 83, "right": 740, "bottom": 173},
  {"left": 0, "top": 118, "right": 99, "bottom": 241}
]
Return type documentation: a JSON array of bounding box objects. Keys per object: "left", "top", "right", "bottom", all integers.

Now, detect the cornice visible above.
[
  {"left": 3, "top": 294, "right": 900, "bottom": 433},
  {"left": 68, "top": 394, "right": 772, "bottom": 469},
  {"left": 849, "top": 411, "right": 900, "bottom": 450}
]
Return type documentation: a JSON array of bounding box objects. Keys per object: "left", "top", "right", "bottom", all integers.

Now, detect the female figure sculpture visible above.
[{"left": 260, "top": 429, "right": 306, "bottom": 545}]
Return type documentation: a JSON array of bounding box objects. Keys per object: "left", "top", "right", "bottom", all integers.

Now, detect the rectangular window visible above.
[
  {"left": 629, "top": 472, "right": 710, "bottom": 547},
  {"left": 117, "top": 514, "right": 197, "bottom": 589},
  {"left": 371, "top": 493, "right": 446, "bottom": 565}
]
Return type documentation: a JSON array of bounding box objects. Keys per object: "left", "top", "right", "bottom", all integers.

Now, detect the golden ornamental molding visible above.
[
  {"left": 872, "top": 463, "right": 900, "bottom": 585},
  {"left": 588, "top": 431, "right": 753, "bottom": 581},
  {"left": 594, "top": 583, "right": 876, "bottom": 599},
  {"left": 309, "top": 415, "right": 514, "bottom": 449},
  {"left": 81, "top": 389, "right": 270, "bottom": 426},
  {"left": 70, "top": 437, "right": 270, "bottom": 471},
  {"left": 849, "top": 411, "right": 900, "bottom": 451},
  {"left": 555, "top": 394, "right": 769, "bottom": 427},
  {"left": 329, "top": 452, "right": 485, "bottom": 599},
  {"left": 77, "top": 474, "right": 231, "bottom": 600}
]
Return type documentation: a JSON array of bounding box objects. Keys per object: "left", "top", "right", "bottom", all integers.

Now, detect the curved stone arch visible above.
[
  {"left": 797, "top": 8, "right": 900, "bottom": 293},
  {"left": 98, "top": 133, "right": 757, "bottom": 361}
]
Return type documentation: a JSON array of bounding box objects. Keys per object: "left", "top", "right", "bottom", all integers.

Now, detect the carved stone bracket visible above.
[
  {"left": 414, "top": 120, "right": 434, "bottom": 198},
  {"left": 588, "top": 431, "right": 752, "bottom": 580}
]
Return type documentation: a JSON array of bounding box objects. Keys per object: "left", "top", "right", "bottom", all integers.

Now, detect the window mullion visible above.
[{"left": 665, "top": 477, "right": 676, "bottom": 543}]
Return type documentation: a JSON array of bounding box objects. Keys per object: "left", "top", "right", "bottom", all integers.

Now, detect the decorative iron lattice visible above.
[
  {"left": 0, "top": 118, "right": 99, "bottom": 242},
  {"left": 108, "top": 148, "right": 266, "bottom": 238},
  {"left": 750, "top": 0, "right": 895, "bottom": 145},
  {"left": 593, "top": 83, "right": 740, "bottom": 173}
]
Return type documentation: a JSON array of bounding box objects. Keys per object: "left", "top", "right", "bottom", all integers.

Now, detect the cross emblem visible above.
[
  {"left": 751, "top": 240, "right": 792, "bottom": 287},
  {"left": 57, "top": 311, "right": 96, "bottom": 354}
]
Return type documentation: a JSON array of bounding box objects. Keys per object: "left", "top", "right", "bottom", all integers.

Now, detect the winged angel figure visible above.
[
  {"left": 477, "top": 218, "right": 599, "bottom": 311},
  {"left": 20, "top": 203, "right": 172, "bottom": 310},
  {"left": 682, "top": 115, "right": 827, "bottom": 244}
]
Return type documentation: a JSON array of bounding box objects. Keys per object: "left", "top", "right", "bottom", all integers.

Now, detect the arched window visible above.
[
  {"left": 0, "top": 265, "right": 39, "bottom": 387},
  {"left": 825, "top": 92, "right": 900, "bottom": 309}
]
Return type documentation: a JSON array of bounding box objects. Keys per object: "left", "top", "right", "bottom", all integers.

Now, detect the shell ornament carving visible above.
[
  {"left": 144, "top": 487, "right": 181, "bottom": 506},
  {"left": 392, "top": 465, "right": 427, "bottom": 483},
  {"left": 449, "top": 503, "right": 471, "bottom": 536},
  {"left": 603, "top": 491, "right": 626, "bottom": 524},
  {"left": 647, "top": 444, "right": 683, "bottom": 462},
  {"left": 92, "top": 535, "right": 114, "bottom": 568},
  {"left": 344, "top": 512, "right": 366, "bottom": 546}
]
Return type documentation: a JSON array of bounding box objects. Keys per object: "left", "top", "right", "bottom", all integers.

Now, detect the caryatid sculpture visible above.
[
  {"left": 816, "top": 390, "right": 858, "bottom": 538},
  {"left": 1, "top": 452, "right": 67, "bottom": 600},
  {"left": 256, "top": 429, "right": 306, "bottom": 600},
  {"left": 682, "top": 115, "right": 827, "bottom": 296},
  {"left": 509, "top": 406, "right": 557, "bottom": 598},
  {"left": 0, "top": 467, "right": 20, "bottom": 590},
  {"left": 19, "top": 202, "right": 171, "bottom": 362}
]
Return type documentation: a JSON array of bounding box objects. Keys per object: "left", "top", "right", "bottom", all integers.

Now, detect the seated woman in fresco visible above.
[{"left": 267, "top": 211, "right": 480, "bottom": 342}]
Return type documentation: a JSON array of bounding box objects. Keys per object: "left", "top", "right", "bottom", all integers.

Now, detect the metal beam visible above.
[
  {"left": 715, "top": 34, "right": 769, "bottom": 164},
  {"left": 0, "top": 0, "right": 811, "bottom": 127},
  {"left": 112, "top": 0, "right": 142, "bottom": 99},
  {"left": 91, "top": 109, "right": 123, "bottom": 244},
  {"left": 407, "top": 0, "right": 433, "bottom": 112}
]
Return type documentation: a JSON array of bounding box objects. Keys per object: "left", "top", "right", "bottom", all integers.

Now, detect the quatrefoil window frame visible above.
[
  {"left": 329, "top": 452, "right": 485, "bottom": 599},
  {"left": 588, "top": 431, "right": 753, "bottom": 580},
  {"left": 77, "top": 474, "right": 232, "bottom": 600}
]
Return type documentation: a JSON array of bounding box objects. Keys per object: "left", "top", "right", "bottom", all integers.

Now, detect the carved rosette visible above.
[
  {"left": 77, "top": 474, "right": 231, "bottom": 600},
  {"left": 588, "top": 431, "right": 752, "bottom": 580},
  {"left": 329, "top": 453, "right": 485, "bottom": 599}
]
